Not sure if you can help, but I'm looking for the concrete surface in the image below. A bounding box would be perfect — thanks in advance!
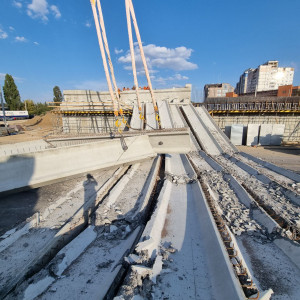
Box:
[182,105,223,156]
[230,124,244,146]
[145,103,159,130]
[130,105,144,130]
[196,106,237,153]
[0,135,156,193]
[238,146,300,174]
[212,114,300,143]
[246,124,260,146]
[63,84,192,106]
[157,100,173,129]
[0,140,50,157]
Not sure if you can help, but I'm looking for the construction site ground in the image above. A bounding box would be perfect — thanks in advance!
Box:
[237,146,300,173]
[1,105,300,300]
[0,113,55,145]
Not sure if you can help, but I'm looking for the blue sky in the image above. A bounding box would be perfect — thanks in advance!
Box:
[0,0,299,103]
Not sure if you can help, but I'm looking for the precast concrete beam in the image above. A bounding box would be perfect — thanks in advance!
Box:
[0,135,156,194]
[130,105,144,130]
[0,130,191,193]
[47,129,192,154]
[147,129,191,154]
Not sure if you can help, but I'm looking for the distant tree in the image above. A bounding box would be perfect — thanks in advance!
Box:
[53,86,63,105]
[24,99,36,115]
[34,102,52,115]
[3,74,22,110]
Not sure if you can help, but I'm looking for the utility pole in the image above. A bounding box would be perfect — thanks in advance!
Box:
[0,84,9,134]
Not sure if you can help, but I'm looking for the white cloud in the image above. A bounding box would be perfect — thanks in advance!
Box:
[85,21,92,28]
[27,0,61,22]
[136,69,158,75]
[0,29,8,39]
[152,73,189,85]
[118,44,198,71]
[115,48,124,55]
[27,0,49,21]
[9,26,15,31]
[33,41,39,45]
[15,36,27,42]
[13,1,22,8]
[50,5,61,19]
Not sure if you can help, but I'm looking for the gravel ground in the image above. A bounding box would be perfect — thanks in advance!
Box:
[238,146,300,173]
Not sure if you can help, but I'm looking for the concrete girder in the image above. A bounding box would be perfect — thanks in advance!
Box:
[0,130,191,194]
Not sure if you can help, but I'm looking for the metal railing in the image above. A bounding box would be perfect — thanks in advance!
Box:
[194,99,300,113]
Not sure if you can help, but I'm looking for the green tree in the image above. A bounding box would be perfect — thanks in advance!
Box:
[34,102,51,115]
[3,74,22,110]
[24,99,36,115]
[53,86,63,105]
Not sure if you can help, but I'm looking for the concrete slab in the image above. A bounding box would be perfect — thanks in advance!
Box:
[157,100,173,129]
[130,105,144,130]
[145,103,158,130]
[270,124,285,146]
[182,105,223,156]
[196,106,238,153]
[225,126,231,139]
[230,124,244,146]
[169,104,186,128]
[246,124,260,146]
[259,124,273,146]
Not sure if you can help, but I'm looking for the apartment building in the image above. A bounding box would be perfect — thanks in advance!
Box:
[236,61,294,94]
[204,83,234,100]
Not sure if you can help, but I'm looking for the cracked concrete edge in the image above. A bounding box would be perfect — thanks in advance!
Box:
[0,213,39,253]
[135,181,172,260]
[0,167,128,299]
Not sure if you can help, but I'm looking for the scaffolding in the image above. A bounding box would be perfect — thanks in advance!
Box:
[49,100,133,136]
[195,99,300,114]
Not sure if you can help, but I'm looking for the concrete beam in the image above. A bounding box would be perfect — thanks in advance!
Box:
[47,129,191,154]
[0,130,191,194]
[147,130,191,154]
[0,135,156,194]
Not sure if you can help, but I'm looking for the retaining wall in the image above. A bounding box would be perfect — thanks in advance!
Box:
[212,114,300,143]
[63,84,192,106]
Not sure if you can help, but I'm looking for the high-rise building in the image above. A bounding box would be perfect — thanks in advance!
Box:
[236,61,294,94]
[204,83,234,100]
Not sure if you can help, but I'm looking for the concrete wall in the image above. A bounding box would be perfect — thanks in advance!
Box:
[212,114,300,143]
[63,84,192,106]
[61,86,191,134]
[62,115,130,134]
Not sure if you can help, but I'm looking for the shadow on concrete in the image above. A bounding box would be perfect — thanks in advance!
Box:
[262,146,300,156]
[83,173,98,225]
[0,155,35,236]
